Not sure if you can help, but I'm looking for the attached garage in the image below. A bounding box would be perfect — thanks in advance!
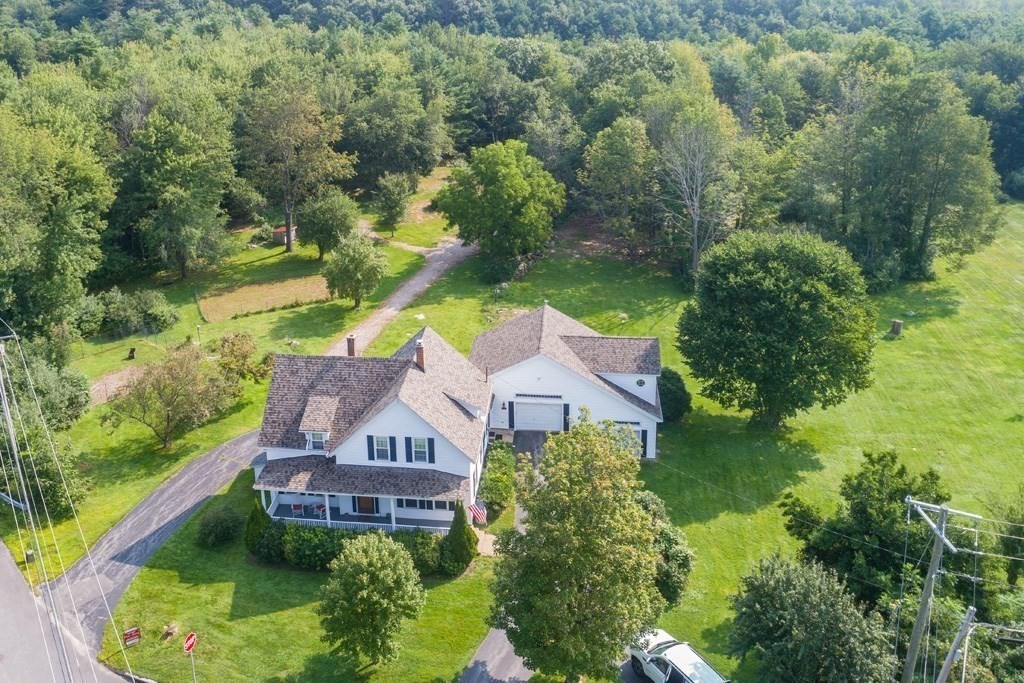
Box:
[510,398,565,432]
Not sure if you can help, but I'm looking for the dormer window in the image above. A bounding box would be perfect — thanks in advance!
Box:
[307,432,327,450]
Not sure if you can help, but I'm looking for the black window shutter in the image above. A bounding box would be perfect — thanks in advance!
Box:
[373,497,380,514]
[351,496,357,512]
[366,435,374,461]
[640,430,648,458]
[405,437,413,462]
[389,436,397,462]
[428,438,435,463]
[563,403,570,431]
[508,401,515,429]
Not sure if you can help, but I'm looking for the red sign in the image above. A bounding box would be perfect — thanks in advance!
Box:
[123,627,141,647]
[183,632,197,653]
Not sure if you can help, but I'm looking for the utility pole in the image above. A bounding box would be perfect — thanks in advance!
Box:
[902,503,949,683]
[936,606,976,683]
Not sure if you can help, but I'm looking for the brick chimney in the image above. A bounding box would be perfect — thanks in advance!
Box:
[415,340,425,370]
[346,334,356,357]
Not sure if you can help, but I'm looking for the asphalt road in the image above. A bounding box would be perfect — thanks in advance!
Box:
[48,429,260,660]
[0,543,122,683]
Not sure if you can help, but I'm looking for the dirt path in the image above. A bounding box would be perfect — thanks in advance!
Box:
[325,235,478,356]
[89,366,142,406]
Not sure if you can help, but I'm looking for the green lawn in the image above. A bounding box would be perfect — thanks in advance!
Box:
[75,237,422,381]
[375,215,451,249]
[2,241,424,579]
[369,166,452,248]
[366,205,1024,679]
[100,470,494,682]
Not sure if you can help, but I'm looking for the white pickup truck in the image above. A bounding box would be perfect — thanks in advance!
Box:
[628,630,730,683]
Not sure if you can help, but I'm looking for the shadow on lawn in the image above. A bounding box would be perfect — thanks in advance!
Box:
[272,649,373,683]
[642,412,822,527]
[872,281,961,334]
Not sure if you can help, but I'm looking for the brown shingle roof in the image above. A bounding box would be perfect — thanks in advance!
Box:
[257,327,491,460]
[469,305,662,419]
[254,455,469,500]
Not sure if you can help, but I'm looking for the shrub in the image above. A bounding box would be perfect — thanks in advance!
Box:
[654,523,694,607]
[479,442,516,517]
[282,524,355,571]
[254,520,287,564]
[439,501,477,576]
[244,497,270,554]
[133,289,179,332]
[196,506,244,548]
[1004,167,1024,200]
[76,294,105,337]
[392,529,442,576]
[251,224,273,245]
[659,367,692,423]
[98,287,142,337]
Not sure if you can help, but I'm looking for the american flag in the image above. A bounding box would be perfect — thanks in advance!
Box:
[468,503,487,524]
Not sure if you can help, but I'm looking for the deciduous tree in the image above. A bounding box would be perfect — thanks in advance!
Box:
[372,173,414,238]
[490,415,663,682]
[435,140,565,282]
[322,234,388,308]
[678,231,876,429]
[103,345,235,448]
[299,188,359,261]
[316,532,426,664]
[729,555,895,683]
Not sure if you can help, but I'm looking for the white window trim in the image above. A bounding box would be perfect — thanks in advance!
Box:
[412,437,428,463]
[306,431,328,450]
[374,435,390,460]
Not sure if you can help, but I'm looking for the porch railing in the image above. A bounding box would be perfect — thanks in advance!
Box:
[271,514,450,536]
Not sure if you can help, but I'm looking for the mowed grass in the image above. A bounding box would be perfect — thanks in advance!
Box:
[367,205,1024,679]
[370,167,453,248]
[73,238,422,381]
[100,470,495,682]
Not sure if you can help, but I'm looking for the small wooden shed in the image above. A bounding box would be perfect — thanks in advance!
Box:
[273,225,297,245]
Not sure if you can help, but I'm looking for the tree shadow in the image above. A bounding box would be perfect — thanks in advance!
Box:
[699,617,760,681]
[641,411,822,527]
[872,281,961,335]
[271,650,369,682]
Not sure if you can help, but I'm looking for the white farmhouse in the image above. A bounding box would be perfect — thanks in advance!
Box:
[470,305,662,458]
[253,327,490,534]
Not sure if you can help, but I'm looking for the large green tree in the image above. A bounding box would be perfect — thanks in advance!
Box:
[490,415,664,682]
[241,82,353,253]
[372,173,414,238]
[298,188,359,261]
[729,555,895,683]
[322,234,388,308]
[435,140,565,282]
[678,231,876,428]
[316,532,426,664]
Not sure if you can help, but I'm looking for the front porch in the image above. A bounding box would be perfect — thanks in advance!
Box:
[263,492,453,535]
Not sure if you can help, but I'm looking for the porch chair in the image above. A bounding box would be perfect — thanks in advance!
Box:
[313,504,327,519]
[291,503,304,517]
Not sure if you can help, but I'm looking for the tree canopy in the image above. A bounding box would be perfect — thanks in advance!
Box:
[678,231,876,428]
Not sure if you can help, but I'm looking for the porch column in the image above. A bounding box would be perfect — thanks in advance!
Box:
[324,493,331,522]
[262,489,269,511]
[389,496,396,531]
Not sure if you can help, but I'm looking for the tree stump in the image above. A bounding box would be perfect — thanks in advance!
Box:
[127,347,136,360]
[889,320,903,337]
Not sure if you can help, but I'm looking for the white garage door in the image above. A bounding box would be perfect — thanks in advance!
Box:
[514,402,563,432]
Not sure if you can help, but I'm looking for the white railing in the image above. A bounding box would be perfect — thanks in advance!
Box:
[272,515,450,536]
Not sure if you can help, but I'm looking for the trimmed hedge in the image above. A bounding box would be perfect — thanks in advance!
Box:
[392,529,442,576]
[479,442,516,517]
[282,524,356,571]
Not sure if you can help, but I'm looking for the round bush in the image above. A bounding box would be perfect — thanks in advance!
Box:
[391,529,442,576]
[196,506,245,548]
[660,367,692,423]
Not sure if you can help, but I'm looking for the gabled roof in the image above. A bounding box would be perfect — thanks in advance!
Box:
[469,305,662,419]
[258,327,491,461]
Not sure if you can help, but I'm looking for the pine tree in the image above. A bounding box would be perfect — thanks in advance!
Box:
[440,500,477,576]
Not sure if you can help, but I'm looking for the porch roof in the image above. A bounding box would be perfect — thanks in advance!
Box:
[254,455,469,500]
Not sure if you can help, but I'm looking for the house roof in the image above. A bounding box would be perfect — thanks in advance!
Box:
[254,455,469,500]
[469,305,662,419]
[258,327,491,460]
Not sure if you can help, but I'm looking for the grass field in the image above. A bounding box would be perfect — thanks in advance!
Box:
[366,204,1024,679]
[100,470,494,682]
[74,235,423,381]
[370,167,452,248]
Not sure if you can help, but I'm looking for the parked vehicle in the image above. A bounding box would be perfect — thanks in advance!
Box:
[629,630,730,683]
